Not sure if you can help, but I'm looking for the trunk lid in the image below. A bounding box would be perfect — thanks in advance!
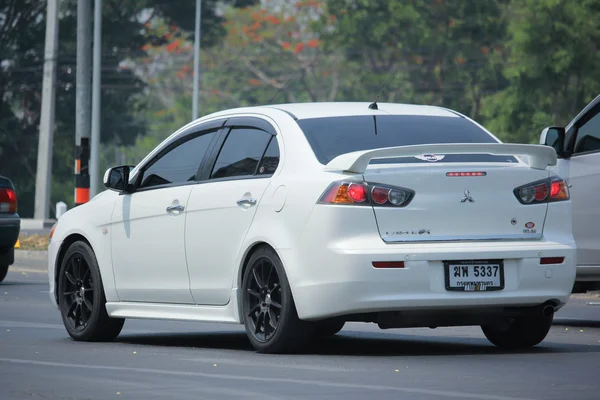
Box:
[364,163,550,242]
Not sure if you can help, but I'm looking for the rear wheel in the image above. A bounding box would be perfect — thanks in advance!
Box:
[0,265,8,283]
[481,314,554,349]
[58,241,124,341]
[242,246,314,353]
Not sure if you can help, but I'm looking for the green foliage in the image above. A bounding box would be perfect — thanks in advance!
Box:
[4,0,600,216]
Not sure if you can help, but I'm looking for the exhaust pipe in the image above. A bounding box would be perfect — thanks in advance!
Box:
[542,305,555,318]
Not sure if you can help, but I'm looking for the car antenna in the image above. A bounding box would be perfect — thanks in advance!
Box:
[369,83,387,135]
[368,83,387,110]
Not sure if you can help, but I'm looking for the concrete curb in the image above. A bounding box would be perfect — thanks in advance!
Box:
[15,249,48,261]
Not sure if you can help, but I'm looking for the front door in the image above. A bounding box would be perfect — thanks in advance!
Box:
[567,109,600,267]
[185,126,280,305]
[111,129,219,303]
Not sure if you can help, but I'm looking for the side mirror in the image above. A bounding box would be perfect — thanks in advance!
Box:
[539,126,565,157]
[103,165,134,192]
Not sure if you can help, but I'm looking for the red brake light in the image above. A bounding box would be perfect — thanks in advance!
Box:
[0,188,17,213]
[347,183,367,203]
[514,176,569,205]
[446,172,487,177]
[318,181,414,207]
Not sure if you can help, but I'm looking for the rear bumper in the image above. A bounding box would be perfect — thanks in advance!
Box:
[287,238,577,321]
[0,215,20,251]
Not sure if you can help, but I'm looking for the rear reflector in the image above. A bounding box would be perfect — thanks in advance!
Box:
[372,261,405,269]
[446,172,487,177]
[540,257,564,265]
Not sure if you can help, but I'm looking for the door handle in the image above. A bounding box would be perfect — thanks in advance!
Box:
[237,198,257,207]
[166,204,185,213]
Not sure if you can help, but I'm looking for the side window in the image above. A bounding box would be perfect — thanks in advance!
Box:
[574,111,600,154]
[139,131,217,189]
[257,137,280,175]
[210,128,272,179]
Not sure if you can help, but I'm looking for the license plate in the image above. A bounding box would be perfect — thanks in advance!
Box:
[444,260,504,291]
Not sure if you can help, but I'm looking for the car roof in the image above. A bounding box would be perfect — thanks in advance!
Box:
[266,102,460,119]
[200,102,461,122]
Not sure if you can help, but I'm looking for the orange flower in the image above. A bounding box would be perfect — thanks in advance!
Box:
[455,56,466,64]
[248,79,262,86]
[286,16,295,22]
[281,41,291,50]
[306,39,319,48]
[230,28,237,35]
[481,46,489,55]
[265,15,281,24]
[211,89,218,95]
[141,43,151,51]
[165,39,181,53]
[294,42,304,54]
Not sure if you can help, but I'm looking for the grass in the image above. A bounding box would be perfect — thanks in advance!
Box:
[17,233,49,251]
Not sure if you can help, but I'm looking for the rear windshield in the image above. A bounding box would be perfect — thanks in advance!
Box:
[295,115,518,165]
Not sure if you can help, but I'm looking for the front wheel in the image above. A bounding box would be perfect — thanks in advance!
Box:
[57,241,124,341]
[481,314,554,349]
[241,246,314,353]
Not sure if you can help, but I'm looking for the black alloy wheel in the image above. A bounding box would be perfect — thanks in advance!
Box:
[242,246,314,353]
[61,253,94,331]
[246,257,282,342]
[58,241,124,341]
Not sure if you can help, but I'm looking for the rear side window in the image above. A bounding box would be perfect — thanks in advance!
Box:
[210,128,273,179]
[296,115,517,165]
[257,137,280,175]
[574,111,600,154]
[139,131,217,189]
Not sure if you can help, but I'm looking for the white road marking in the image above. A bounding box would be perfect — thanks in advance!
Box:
[0,357,539,400]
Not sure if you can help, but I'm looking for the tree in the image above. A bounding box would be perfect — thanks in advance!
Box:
[481,0,600,143]
[323,0,509,120]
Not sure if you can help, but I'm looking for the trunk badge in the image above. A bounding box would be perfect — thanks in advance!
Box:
[415,154,445,162]
[460,189,475,203]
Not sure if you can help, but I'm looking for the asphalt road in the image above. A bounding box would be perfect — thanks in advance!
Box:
[1,257,599,400]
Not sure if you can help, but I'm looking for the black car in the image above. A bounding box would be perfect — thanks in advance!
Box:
[0,176,20,282]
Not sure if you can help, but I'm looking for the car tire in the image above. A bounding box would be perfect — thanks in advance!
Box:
[57,241,124,342]
[0,265,8,283]
[314,319,345,337]
[481,314,554,349]
[241,246,314,354]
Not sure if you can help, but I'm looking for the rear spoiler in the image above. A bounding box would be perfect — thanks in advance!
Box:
[324,143,557,173]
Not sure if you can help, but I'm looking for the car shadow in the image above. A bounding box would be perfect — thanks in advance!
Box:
[553,318,600,328]
[115,327,600,357]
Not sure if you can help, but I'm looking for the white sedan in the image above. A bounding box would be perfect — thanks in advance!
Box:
[47,102,576,353]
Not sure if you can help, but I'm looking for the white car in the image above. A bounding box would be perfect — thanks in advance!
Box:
[540,94,600,293]
[48,102,576,353]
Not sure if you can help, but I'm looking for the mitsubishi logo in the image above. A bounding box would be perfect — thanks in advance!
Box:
[460,189,474,203]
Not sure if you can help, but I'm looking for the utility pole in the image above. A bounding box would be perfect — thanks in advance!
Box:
[34,0,59,220]
[75,0,92,206]
[90,0,102,197]
[192,0,201,120]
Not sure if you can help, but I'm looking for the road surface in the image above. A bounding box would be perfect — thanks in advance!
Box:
[1,257,599,400]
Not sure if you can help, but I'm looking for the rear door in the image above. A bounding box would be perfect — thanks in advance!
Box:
[185,119,280,305]
[565,107,600,266]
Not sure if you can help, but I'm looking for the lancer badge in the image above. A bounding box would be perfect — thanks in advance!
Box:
[460,189,474,203]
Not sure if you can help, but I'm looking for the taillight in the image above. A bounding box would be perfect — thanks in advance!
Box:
[318,181,414,207]
[514,176,569,204]
[0,188,17,213]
